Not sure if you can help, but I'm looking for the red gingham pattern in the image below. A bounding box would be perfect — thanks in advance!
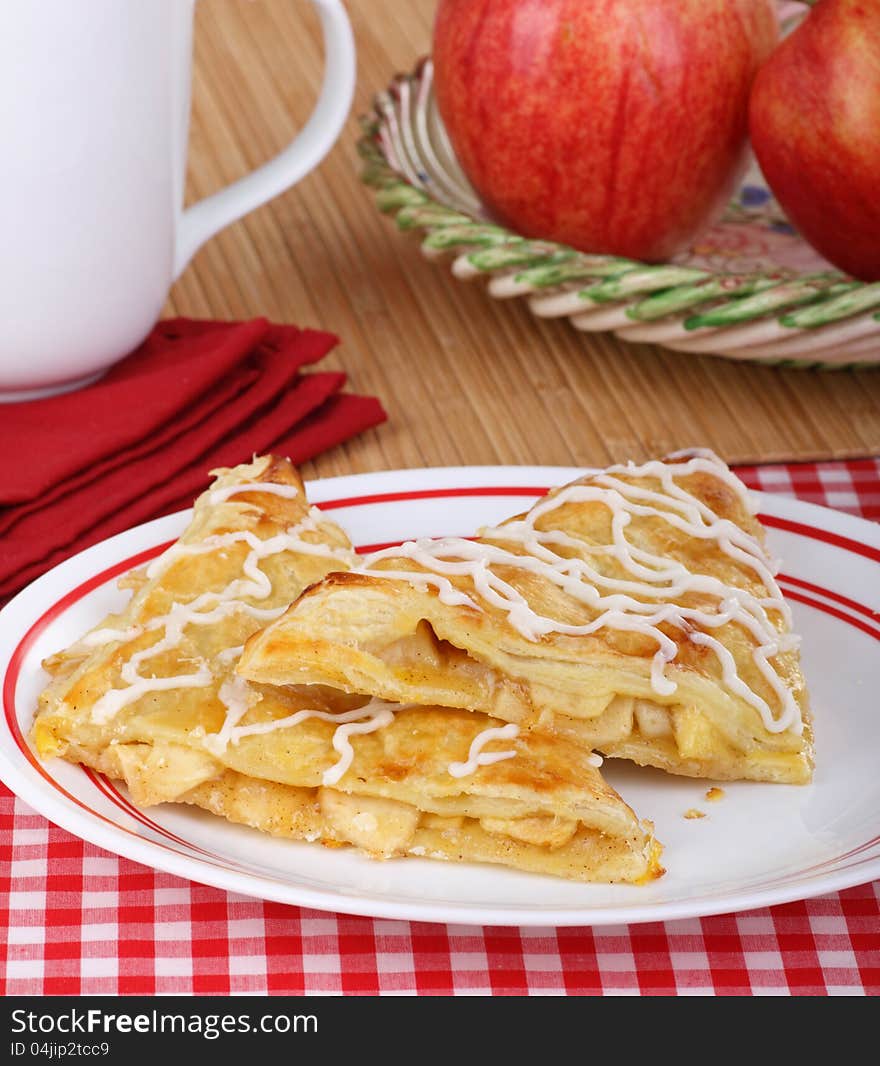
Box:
[2,459,879,997]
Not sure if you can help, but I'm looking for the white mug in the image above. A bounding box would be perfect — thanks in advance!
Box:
[0,0,355,401]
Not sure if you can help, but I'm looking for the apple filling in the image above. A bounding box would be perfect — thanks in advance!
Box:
[319,788,582,858]
[365,618,802,769]
[66,733,604,859]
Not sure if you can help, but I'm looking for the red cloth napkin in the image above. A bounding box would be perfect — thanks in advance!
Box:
[0,318,386,599]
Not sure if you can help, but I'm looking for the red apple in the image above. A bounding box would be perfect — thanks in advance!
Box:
[749,0,880,281]
[432,0,777,262]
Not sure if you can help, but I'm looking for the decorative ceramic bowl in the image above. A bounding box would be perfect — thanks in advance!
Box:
[358,59,880,368]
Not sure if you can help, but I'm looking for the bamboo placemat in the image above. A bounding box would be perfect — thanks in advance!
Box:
[166,0,880,475]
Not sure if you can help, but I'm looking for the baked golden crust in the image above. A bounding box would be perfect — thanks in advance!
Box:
[32,455,661,884]
[48,702,660,880]
[182,770,662,884]
[239,454,813,784]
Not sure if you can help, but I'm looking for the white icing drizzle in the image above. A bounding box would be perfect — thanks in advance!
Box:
[356,453,803,735]
[208,480,302,506]
[146,515,353,583]
[324,703,397,786]
[350,568,479,610]
[448,723,520,778]
[88,482,350,727]
[664,447,761,515]
[203,675,254,756]
[81,626,144,648]
[214,697,397,786]
[216,644,246,663]
[91,664,214,725]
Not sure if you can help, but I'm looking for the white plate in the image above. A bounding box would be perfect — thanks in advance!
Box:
[1,466,879,926]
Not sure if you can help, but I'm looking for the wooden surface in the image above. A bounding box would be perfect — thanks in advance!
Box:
[166,0,880,477]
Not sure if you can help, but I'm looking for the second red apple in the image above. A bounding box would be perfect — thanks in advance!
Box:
[432,0,777,262]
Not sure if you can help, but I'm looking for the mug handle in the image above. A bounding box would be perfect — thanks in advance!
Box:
[174,0,356,278]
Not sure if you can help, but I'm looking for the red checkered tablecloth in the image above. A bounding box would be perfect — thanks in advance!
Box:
[2,459,879,996]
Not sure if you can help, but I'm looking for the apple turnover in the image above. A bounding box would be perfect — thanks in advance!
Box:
[33,455,661,884]
[240,450,812,784]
